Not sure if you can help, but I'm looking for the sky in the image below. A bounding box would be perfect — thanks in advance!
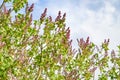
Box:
[28,0,120,50]
[1,0,120,50]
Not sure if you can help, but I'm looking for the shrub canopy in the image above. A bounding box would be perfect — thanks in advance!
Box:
[0,0,120,80]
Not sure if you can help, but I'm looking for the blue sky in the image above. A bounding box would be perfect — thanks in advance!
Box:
[28,0,120,49]
[1,0,120,49]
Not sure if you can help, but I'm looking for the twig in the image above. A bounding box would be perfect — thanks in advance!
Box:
[0,0,5,10]
[36,68,41,80]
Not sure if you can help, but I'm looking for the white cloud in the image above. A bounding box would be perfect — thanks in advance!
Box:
[79,1,120,49]
[28,0,39,4]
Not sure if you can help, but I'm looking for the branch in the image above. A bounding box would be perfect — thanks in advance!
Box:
[0,0,5,10]
[35,68,41,80]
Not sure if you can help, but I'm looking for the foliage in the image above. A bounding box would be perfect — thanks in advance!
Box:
[0,0,120,80]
